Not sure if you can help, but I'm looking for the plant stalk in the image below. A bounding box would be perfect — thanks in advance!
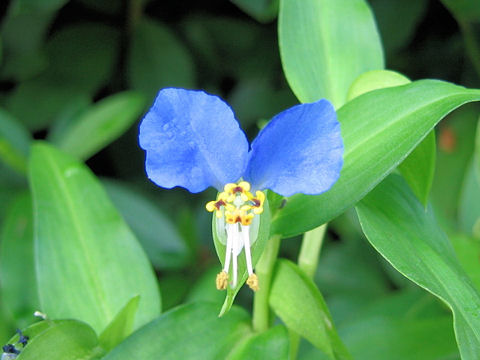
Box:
[252,234,282,333]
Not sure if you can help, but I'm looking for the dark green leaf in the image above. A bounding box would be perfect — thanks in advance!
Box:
[228,325,289,360]
[128,18,195,100]
[279,0,383,107]
[0,193,38,328]
[369,0,428,54]
[341,316,458,360]
[230,0,279,23]
[102,179,190,270]
[270,259,351,360]
[55,92,146,160]
[0,109,31,174]
[103,303,251,360]
[29,143,161,334]
[272,80,480,238]
[356,174,480,359]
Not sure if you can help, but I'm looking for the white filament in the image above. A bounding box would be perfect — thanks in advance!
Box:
[223,223,253,288]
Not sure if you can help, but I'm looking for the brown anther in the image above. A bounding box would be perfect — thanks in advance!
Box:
[214,200,226,209]
[216,271,229,290]
[246,273,259,291]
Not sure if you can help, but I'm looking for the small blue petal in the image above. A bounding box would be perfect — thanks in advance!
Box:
[244,99,343,197]
[139,88,249,192]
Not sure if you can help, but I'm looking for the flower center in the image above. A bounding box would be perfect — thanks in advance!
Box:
[206,181,265,291]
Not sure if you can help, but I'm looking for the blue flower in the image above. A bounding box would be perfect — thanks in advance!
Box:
[139,88,343,290]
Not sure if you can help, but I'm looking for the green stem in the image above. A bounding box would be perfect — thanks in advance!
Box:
[252,234,281,333]
[290,224,327,359]
[298,224,327,277]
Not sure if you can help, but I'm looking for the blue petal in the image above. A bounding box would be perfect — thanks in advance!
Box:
[244,99,343,197]
[139,88,249,192]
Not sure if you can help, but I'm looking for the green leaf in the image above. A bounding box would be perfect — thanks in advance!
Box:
[54,92,146,160]
[0,193,39,328]
[102,179,190,270]
[459,159,480,238]
[44,23,120,94]
[228,325,289,360]
[341,316,458,360]
[279,0,383,108]
[347,70,436,205]
[0,109,31,175]
[398,131,436,206]
[213,198,271,316]
[99,296,140,352]
[128,18,195,100]
[230,0,279,23]
[269,259,351,360]
[441,0,480,23]
[271,80,480,238]
[103,303,251,360]
[348,69,436,206]
[29,142,161,334]
[431,105,479,227]
[356,174,480,359]
[17,320,101,360]
[369,0,428,55]
[450,235,480,292]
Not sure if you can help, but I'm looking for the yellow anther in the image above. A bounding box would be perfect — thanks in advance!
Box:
[206,192,229,217]
[246,273,259,291]
[216,271,229,290]
[241,213,254,226]
[251,191,265,215]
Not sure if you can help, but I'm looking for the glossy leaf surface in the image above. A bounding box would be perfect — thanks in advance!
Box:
[279,0,383,107]
[29,143,161,334]
[356,175,480,359]
[271,80,480,238]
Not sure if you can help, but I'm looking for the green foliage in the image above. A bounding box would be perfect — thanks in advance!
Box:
[357,175,480,359]
[29,143,161,334]
[1,1,480,359]
[272,80,480,238]
[279,0,384,108]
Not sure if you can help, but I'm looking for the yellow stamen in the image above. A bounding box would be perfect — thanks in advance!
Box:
[216,271,229,290]
[246,273,259,291]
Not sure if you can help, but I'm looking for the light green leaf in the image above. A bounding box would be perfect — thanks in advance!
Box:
[356,174,480,359]
[103,303,251,360]
[99,296,140,352]
[0,193,38,328]
[228,325,289,360]
[0,109,31,174]
[450,235,480,292]
[398,131,436,206]
[102,179,190,270]
[213,198,271,316]
[459,159,480,238]
[269,259,351,360]
[348,69,436,206]
[16,320,102,360]
[271,80,480,238]
[55,92,146,160]
[279,0,383,107]
[29,142,161,334]
[128,18,195,100]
